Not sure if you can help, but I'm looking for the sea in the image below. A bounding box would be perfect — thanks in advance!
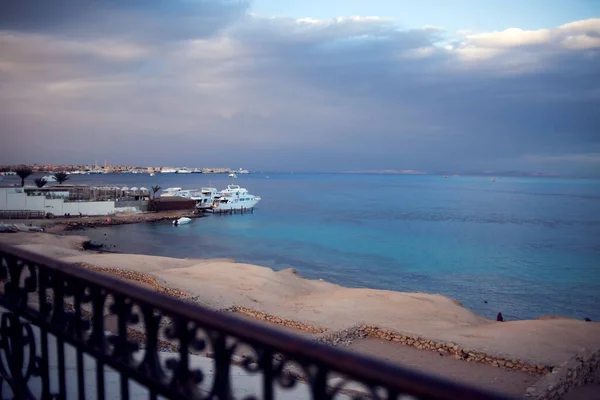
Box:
[15,172,600,321]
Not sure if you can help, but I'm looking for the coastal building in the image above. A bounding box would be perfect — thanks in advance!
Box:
[0,184,148,217]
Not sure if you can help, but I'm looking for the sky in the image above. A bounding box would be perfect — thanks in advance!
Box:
[1,1,599,176]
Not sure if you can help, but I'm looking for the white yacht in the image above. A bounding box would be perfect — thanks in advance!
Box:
[160,187,219,209]
[161,168,177,174]
[177,168,192,174]
[228,173,238,179]
[42,175,57,182]
[210,184,260,212]
[194,187,219,209]
[160,187,183,197]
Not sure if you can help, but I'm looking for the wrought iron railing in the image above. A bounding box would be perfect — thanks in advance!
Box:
[0,243,515,400]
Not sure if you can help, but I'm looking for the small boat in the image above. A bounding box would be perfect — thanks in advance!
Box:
[228,173,238,179]
[150,172,155,177]
[42,175,57,182]
[173,217,191,226]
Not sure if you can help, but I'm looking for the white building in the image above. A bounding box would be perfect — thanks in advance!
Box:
[0,185,116,216]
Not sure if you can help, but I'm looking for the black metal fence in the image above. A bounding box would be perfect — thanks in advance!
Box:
[0,243,515,400]
[0,210,46,220]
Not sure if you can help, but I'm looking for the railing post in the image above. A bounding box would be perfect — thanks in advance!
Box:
[1,313,27,399]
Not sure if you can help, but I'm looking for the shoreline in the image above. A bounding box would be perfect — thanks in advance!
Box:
[61,261,550,376]
[70,218,592,324]
[49,210,204,232]
[2,226,600,396]
[9,212,594,321]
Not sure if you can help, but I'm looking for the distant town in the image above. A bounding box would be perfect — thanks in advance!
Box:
[0,162,249,175]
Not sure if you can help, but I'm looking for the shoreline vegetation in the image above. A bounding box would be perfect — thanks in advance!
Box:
[2,212,600,395]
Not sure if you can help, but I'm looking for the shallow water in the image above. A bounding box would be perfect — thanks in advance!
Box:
[53,172,600,321]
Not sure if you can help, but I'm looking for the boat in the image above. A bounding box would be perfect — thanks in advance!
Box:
[160,187,219,209]
[177,169,192,174]
[149,172,155,177]
[42,175,57,182]
[209,184,261,212]
[161,168,177,174]
[228,173,237,179]
[160,187,183,197]
[194,187,219,209]
[173,217,191,226]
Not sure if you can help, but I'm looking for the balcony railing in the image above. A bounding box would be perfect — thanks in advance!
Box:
[0,243,515,400]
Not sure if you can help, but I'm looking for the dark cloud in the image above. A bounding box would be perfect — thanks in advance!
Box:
[0,6,599,175]
[0,0,248,41]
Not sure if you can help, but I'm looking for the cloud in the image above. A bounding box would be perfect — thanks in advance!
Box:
[524,153,600,164]
[0,0,247,41]
[452,18,600,65]
[0,3,599,175]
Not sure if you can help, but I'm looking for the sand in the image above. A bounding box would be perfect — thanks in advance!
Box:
[2,231,600,396]
[347,338,538,397]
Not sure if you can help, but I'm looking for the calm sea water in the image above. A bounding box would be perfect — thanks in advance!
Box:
[27,172,599,321]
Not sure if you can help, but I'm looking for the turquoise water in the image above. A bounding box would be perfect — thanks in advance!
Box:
[58,173,599,321]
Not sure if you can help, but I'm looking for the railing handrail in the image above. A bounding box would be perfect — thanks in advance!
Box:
[0,242,516,400]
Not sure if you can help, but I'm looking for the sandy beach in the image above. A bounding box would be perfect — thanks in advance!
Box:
[1,229,599,396]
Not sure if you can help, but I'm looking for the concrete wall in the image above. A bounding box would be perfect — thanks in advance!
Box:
[63,201,115,216]
[115,200,149,212]
[0,187,116,216]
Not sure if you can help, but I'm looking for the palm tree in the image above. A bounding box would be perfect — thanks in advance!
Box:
[53,172,69,184]
[34,178,47,188]
[151,185,161,200]
[15,167,33,187]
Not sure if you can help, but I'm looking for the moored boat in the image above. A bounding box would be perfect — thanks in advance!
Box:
[173,217,191,226]
[209,184,260,212]
[160,187,183,197]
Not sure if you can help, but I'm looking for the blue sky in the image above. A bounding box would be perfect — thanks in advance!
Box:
[1,1,599,176]
[253,0,600,32]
